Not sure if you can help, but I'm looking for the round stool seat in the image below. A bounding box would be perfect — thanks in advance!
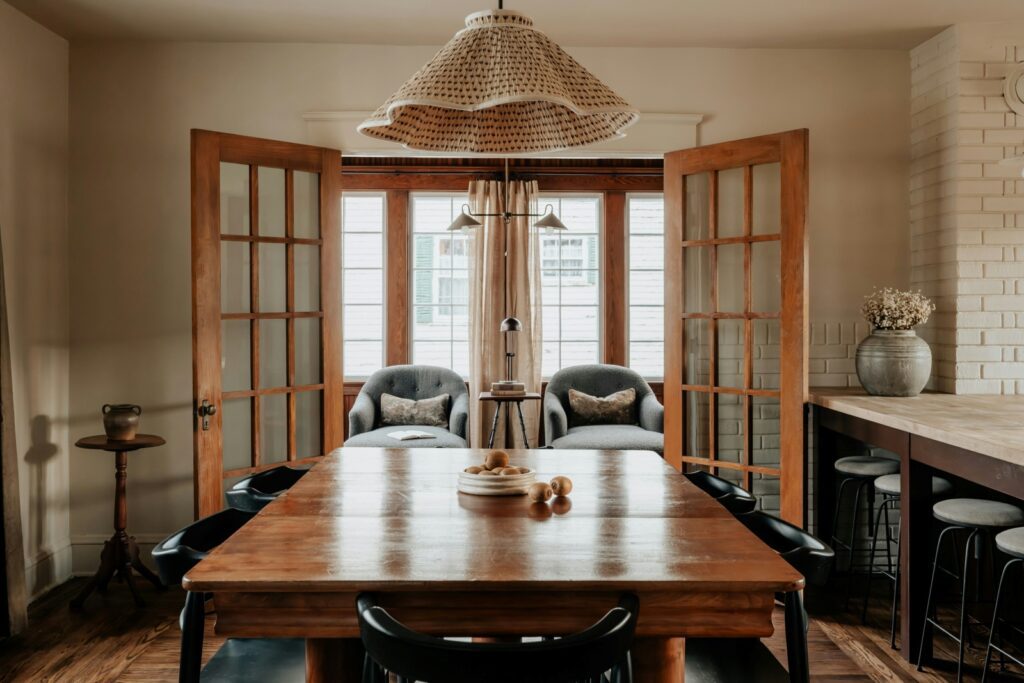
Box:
[995,527,1024,559]
[933,498,1024,528]
[874,473,952,497]
[834,456,900,477]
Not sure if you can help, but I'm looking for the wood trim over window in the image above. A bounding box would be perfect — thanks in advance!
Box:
[385,190,410,365]
[603,191,626,366]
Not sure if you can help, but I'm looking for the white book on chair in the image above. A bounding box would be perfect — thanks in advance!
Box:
[386,430,435,441]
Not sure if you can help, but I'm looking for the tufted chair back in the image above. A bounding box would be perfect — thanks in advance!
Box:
[360,365,467,426]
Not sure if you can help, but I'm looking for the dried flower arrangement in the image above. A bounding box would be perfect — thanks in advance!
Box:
[861,288,935,330]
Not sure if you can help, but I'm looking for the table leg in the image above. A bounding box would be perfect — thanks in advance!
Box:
[515,401,529,449]
[487,403,501,448]
[902,454,932,662]
[631,637,684,682]
[813,407,838,542]
[306,638,363,683]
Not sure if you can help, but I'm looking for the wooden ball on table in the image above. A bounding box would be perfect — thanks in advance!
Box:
[550,475,573,497]
[528,482,553,503]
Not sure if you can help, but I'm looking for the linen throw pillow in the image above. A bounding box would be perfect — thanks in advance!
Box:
[380,393,450,428]
[567,387,637,427]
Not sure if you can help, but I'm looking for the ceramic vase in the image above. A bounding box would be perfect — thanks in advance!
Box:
[855,329,931,397]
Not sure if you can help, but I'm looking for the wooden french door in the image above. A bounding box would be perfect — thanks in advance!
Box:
[664,130,808,524]
[191,130,343,517]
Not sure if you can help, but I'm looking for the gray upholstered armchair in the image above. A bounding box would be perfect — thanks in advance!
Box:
[544,364,664,454]
[345,365,469,448]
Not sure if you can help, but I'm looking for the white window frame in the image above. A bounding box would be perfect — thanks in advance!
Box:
[538,192,604,379]
[625,192,665,380]
[409,191,471,377]
[341,191,387,380]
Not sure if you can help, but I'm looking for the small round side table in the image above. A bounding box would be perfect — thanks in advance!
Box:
[70,434,167,609]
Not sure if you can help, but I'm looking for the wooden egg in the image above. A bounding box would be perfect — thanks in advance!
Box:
[478,470,498,476]
[528,482,553,503]
[484,450,510,471]
[464,466,484,474]
[499,467,521,476]
[550,475,573,497]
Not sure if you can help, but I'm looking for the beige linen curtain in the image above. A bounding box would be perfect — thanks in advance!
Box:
[467,180,542,448]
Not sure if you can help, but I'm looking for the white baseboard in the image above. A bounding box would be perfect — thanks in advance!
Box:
[70,533,164,576]
[26,543,73,601]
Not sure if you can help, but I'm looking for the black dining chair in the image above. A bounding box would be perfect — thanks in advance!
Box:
[357,592,639,683]
[685,510,835,683]
[225,464,310,512]
[152,507,306,683]
[684,470,758,514]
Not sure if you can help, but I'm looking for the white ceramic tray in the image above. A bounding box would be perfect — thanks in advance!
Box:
[457,467,537,496]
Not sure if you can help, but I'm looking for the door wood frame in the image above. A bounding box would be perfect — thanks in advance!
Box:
[191,130,343,517]
[664,129,808,524]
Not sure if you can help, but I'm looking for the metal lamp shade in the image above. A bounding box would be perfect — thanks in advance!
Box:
[500,316,522,333]
[533,209,568,231]
[358,10,639,155]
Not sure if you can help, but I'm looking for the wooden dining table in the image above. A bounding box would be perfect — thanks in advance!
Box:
[184,448,804,681]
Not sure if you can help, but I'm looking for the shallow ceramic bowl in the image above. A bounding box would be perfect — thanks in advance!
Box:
[457,467,536,496]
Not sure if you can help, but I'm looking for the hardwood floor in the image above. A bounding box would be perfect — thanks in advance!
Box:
[0,577,1022,681]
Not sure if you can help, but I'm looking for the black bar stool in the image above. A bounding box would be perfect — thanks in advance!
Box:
[357,592,638,683]
[862,472,952,648]
[917,498,1024,682]
[982,527,1024,682]
[829,451,899,605]
[225,464,309,512]
[684,470,757,514]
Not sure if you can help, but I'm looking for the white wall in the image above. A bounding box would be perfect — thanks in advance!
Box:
[67,41,910,567]
[0,2,71,596]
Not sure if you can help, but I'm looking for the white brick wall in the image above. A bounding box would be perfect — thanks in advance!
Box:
[911,27,1024,394]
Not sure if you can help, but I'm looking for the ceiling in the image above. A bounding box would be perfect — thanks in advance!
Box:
[9,0,1024,49]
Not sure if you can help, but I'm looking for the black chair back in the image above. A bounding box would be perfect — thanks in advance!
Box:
[736,510,835,587]
[357,593,639,683]
[226,465,309,512]
[685,470,758,514]
[152,507,254,586]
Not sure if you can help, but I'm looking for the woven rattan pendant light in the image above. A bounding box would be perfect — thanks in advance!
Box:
[358,5,639,154]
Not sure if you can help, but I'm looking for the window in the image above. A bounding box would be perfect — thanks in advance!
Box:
[540,195,602,378]
[627,194,665,378]
[411,193,470,377]
[342,193,385,378]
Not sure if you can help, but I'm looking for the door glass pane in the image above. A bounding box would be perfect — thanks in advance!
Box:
[716,244,744,312]
[717,167,744,239]
[222,398,252,471]
[683,246,711,313]
[752,240,781,312]
[684,391,710,459]
[220,241,250,313]
[717,319,744,389]
[752,396,781,467]
[295,244,320,312]
[294,171,320,239]
[221,320,251,391]
[259,319,287,389]
[716,393,743,463]
[684,173,710,241]
[220,163,250,235]
[295,391,322,459]
[258,167,285,237]
[752,163,781,235]
[260,392,288,465]
[684,319,709,386]
[753,320,780,390]
[258,243,286,312]
[295,317,321,386]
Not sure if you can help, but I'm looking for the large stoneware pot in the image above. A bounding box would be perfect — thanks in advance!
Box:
[855,329,931,397]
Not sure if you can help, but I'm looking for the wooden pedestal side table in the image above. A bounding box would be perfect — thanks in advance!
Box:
[478,392,542,449]
[70,434,167,609]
